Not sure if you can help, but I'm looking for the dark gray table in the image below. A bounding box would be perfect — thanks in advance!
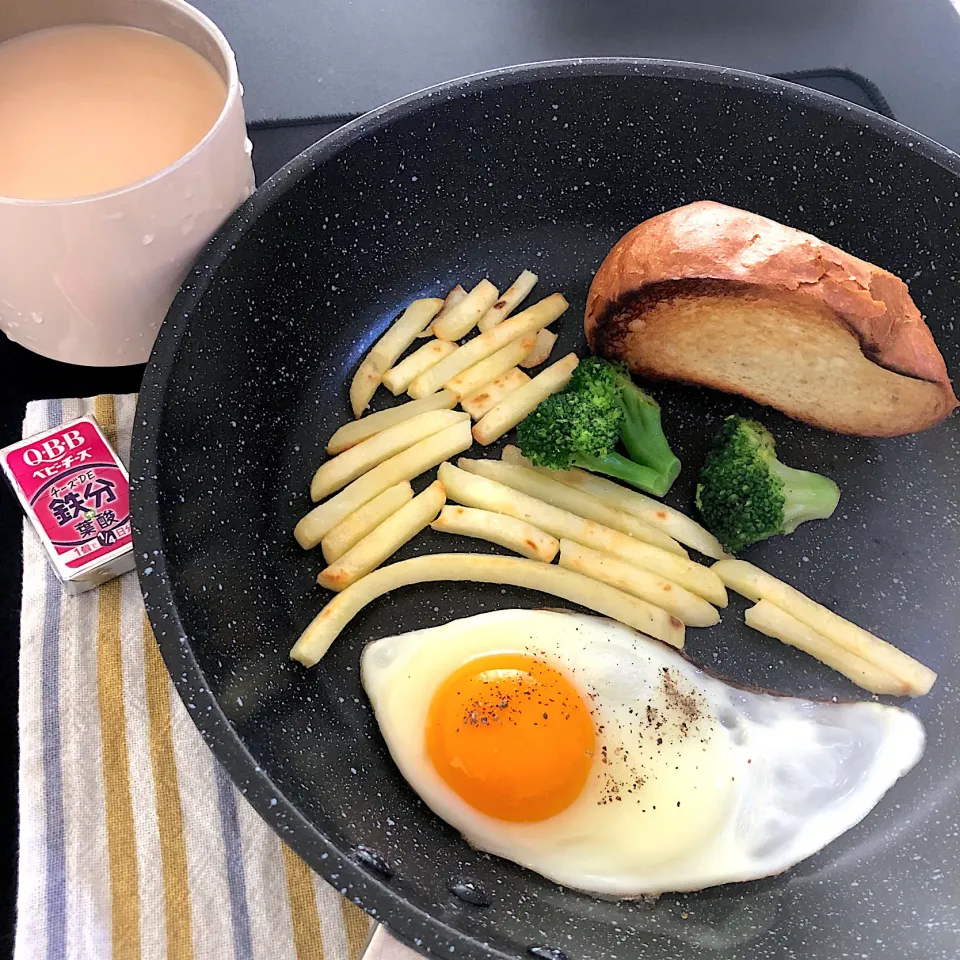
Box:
[194,0,960,152]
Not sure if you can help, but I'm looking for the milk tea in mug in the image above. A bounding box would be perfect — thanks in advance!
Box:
[0,0,255,366]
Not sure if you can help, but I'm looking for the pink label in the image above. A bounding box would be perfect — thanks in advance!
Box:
[3,419,131,569]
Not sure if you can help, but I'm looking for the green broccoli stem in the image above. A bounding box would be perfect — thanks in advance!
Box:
[770,461,841,533]
[617,384,681,494]
[573,451,674,498]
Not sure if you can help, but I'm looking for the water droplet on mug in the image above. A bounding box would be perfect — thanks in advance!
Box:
[31,312,44,324]
[104,210,124,221]
[142,234,155,246]
[244,138,253,156]
[184,188,194,200]
[181,222,194,236]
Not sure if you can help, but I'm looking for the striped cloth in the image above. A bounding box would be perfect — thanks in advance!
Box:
[17,394,372,960]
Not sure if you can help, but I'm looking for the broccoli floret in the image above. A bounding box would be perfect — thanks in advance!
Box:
[516,357,681,497]
[611,368,681,493]
[567,355,623,418]
[514,390,616,467]
[695,416,840,554]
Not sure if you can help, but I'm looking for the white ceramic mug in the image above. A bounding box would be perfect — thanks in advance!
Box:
[0,0,255,367]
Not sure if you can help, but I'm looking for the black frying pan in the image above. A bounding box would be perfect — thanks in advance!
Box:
[131,60,960,960]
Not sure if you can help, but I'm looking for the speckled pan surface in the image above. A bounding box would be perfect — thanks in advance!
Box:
[131,60,960,960]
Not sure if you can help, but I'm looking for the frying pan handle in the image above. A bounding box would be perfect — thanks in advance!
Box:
[361,923,425,960]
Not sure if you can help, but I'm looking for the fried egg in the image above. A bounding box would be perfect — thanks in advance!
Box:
[360,609,925,896]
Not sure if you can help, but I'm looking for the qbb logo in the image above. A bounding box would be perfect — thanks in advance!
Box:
[21,429,85,466]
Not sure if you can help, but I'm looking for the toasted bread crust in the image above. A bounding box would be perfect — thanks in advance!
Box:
[585,202,957,434]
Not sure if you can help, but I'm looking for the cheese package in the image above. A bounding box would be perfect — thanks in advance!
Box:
[2,415,135,593]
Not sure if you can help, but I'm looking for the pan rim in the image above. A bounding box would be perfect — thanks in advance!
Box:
[130,57,960,960]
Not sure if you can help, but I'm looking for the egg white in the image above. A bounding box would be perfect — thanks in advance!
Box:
[361,609,925,896]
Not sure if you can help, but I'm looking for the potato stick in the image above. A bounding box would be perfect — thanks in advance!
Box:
[407,293,568,399]
[519,328,558,368]
[501,445,727,559]
[460,368,530,420]
[311,409,468,501]
[745,600,908,696]
[296,421,472,547]
[318,481,446,591]
[431,505,559,562]
[327,391,457,454]
[713,560,936,696]
[419,285,467,337]
[472,353,579,446]
[446,334,537,398]
[321,482,414,563]
[438,462,726,605]
[477,270,539,332]
[431,279,500,341]
[382,340,458,395]
[350,297,443,416]
[291,553,684,666]
[558,540,719,628]
[439,284,467,314]
[499,445,525,466]
[457,458,687,557]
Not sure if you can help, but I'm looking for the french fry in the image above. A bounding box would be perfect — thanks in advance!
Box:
[477,270,539,332]
[327,391,457,454]
[419,285,466,337]
[431,505,559,562]
[291,553,684,666]
[431,279,500,340]
[407,293,568,400]
[457,458,687,556]
[745,600,908,696]
[558,540,719,627]
[438,462,726,605]
[472,353,579,446]
[311,410,468,501]
[349,297,443,416]
[295,420,472,547]
[519,328,557,368]
[321,482,413,563]
[446,334,537,398]
[382,340,458,395]
[713,559,936,696]
[318,481,446,591]
[501,445,727,559]
[460,368,530,420]
[439,284,467,312]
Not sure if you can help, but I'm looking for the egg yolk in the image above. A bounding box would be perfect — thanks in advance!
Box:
[425,653,595,822]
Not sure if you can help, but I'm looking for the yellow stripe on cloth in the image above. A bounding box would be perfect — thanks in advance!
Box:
[341,898,370,959]
[94,394,141,959]
[282,842,325,960]
[97,574,142,960]
[94,393,119,448]
[143,614,194,960]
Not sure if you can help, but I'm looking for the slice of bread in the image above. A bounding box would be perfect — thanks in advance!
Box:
[585,202,957,436]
